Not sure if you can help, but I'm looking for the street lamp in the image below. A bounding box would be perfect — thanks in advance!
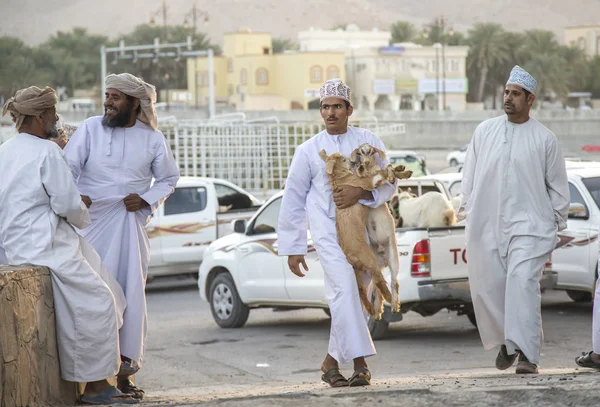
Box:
[150,0,168,35]
[423,16,453,110]
[183,1,209,33]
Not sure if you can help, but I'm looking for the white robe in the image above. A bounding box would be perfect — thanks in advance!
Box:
[460,116,569,364]
[64,116,180,368]
[0,133,126,382]
[278,127,396,364]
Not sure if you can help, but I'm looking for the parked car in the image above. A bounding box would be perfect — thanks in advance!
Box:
[387,150,430,178]
[446,144,469,167]
[551,165,600,302]
[146,177,263,279]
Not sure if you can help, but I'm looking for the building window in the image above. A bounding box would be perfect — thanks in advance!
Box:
[256,68,269,85]
[326,65,339,80]
[227,58,233,73]
[240,69,248,85]
[263,47,270,55]
[451,60,459,72]
[310,66,323,83]
[228,84,234,96]
[578,37,586,50]
[202,71,209,87]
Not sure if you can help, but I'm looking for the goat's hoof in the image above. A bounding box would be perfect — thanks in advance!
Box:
[372,313,383,321]
[392,304,401,313]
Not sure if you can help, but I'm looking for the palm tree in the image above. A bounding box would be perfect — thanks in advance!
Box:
[466,23,510,103]
[390,21,417,44]
[524,53,569,107]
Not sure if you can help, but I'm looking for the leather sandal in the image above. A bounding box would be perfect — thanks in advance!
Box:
[575,351,600,369]
[348,367,371,387]
[321,368,349,387]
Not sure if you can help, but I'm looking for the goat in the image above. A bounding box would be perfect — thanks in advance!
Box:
[318,149,395,317]
[391,190,457,228]
[349,143,412,318]
[218,193,253,212]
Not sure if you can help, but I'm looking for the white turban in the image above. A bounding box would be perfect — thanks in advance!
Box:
[105,73,158,129]
[320,78,352,106]
[1,86,57,131]
[506,65,537,95]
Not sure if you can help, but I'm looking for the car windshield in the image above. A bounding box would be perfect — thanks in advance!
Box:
[581,177,600,210]
[389,155,427,177]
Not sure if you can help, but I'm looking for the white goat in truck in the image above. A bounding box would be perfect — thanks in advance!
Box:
[390,190,457,228]
[349,144,413,318]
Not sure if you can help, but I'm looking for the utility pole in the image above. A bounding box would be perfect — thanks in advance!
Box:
[441,16,447,111]
[100,38,215,118]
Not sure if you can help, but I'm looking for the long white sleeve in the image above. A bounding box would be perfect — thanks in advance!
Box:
[459,125,480,220]
[545,136,570,231]
[277,146,311,256]
[41,147,91,229]
[140,134,180,216]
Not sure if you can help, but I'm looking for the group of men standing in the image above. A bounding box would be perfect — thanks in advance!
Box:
[0,73,180,404]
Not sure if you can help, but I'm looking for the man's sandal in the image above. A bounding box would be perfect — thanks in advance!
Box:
[80,386,139,405]
[118,379,145,400]
[321,368,349,387]
[575,351,600,369]
[348,367,371,387]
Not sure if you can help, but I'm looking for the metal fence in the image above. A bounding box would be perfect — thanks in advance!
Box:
[162,118,405,197]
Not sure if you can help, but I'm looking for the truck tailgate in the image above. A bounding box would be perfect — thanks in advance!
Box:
[428,227,468,280]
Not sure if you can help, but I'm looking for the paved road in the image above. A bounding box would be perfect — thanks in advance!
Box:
[136,281,597,405]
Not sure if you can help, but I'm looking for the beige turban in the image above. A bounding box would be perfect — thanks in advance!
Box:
[105,73,158,130]
[1,86,58,131]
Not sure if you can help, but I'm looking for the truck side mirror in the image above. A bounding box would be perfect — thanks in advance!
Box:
[233,219,247,233]
[568,203,588,219]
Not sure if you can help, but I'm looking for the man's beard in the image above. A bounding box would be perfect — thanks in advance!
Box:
[44,121,60,139]
[102,102,134,128]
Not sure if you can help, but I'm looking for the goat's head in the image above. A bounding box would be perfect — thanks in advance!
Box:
[319,149,351,175]
[387,195,404,227]
[350,143,386,171]
[397,189,417,201]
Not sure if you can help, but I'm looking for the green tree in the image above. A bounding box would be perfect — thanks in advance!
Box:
[523,53,570,106]
[390,21,417,44]
[0,37,52,98]
[43,28,109,93]
[466,23,510,103]
[109,24,219,99]
[272,38,298,54]
[585,56,600,98]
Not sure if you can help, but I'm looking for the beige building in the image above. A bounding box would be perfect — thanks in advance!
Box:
[564,25,600,57]
[296,26,470,111]
[299,24,390,53]
[187,29,345,110]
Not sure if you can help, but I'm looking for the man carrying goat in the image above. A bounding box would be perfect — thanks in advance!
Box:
[278,78,396,387]
[460,66,570,374]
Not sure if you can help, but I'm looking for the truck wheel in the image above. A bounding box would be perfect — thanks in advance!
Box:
[466,311,478,328]
[209,273,249,328]
[368,317,389,340]
[450,159,458,167]
[566,290,593,303]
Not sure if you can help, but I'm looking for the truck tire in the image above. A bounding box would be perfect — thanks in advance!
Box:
[566,290,593,303]
[368,317,389,340]
[466,311,478,328]
[450,159,458,167]
[209,273,249,328]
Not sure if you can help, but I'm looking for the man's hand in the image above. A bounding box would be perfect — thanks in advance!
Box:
[332,186,372,209]
[124,194,150,212]
[288,255,308,277]
[81,195,92,208]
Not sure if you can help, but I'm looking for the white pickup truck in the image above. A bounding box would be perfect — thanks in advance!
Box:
[146,177,263,279]
[551,164,600,302]
[198,179,472,339]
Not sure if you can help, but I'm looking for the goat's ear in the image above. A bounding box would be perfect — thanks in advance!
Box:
[325,159,335,174]
[373,147,386,160]
[349,147,360,164]
[319,149,328,162]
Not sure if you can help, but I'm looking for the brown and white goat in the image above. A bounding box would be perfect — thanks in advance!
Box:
[318,150,395,317]
[349,143,412,318]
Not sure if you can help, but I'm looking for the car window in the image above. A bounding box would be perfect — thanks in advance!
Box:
[448,181,462,197]
[578,179,600,210]
[389,156,426,177]
[214,183,239,198]
[459,144,469,152]
[251,197,282,235]
[164,187,207,215]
